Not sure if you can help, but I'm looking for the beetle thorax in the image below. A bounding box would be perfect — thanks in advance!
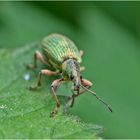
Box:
[62,59,80,81]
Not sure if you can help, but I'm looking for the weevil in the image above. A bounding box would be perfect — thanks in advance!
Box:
[27,33,112,117]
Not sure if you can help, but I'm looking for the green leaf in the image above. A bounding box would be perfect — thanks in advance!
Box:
[0,43,102,139]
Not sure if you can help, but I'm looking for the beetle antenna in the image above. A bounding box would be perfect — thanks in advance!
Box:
[80,85,113,112]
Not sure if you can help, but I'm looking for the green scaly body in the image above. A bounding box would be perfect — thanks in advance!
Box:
[41,33,82,71]
[27,33,113,114]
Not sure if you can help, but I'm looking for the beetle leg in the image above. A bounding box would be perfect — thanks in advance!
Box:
[68,89,77,108]
[80,66,85,72]
[50,78,63,117]
[29,69,59,90]
[26,51,50,69]
[68,79,93,106]
[80,50,84,57]
[81,79,93,88]
[78,79,93,96]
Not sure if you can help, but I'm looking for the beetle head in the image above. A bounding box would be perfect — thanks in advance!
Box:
[62,59,81,91]
[70,69,81,91]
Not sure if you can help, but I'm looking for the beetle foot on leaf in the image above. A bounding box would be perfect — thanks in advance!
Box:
[26,64,37,70]
[66,96,75,108]
[49,105,58,117]
[50,110,57,117]
[70,97,75,108]
[28,85,38,90]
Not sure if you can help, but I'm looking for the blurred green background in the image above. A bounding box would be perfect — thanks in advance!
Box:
[0,1,140,138]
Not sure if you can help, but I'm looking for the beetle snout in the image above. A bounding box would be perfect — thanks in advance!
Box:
[73,83,80,91]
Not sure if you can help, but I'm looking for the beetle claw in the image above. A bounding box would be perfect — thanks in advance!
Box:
[50,110,57,117]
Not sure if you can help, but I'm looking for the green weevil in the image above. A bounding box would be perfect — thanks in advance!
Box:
[27,33,112,117]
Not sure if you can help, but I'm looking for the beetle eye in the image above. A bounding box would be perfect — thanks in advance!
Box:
[70,75,74,80]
